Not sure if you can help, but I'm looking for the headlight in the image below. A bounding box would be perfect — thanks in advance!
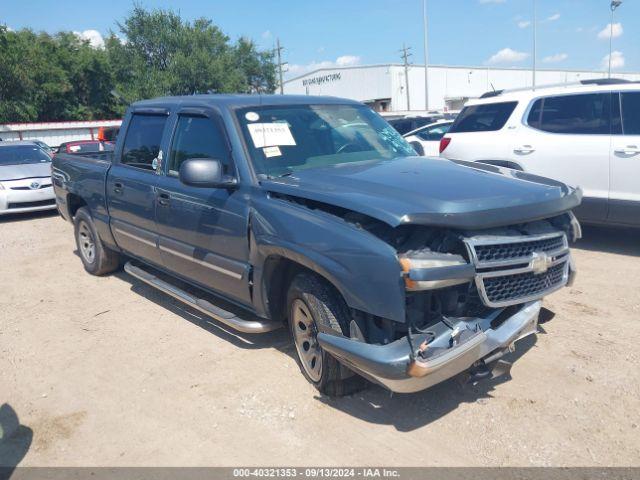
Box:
[568,211,582,241]
[399,253,474,291]
[0,182,5,190]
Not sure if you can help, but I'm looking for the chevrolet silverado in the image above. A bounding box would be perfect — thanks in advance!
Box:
[52,95,582,396]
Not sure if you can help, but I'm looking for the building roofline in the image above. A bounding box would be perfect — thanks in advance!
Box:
[284,63,640,84]
[284,64,398,83]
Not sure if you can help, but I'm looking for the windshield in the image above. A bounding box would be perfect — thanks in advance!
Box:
[236,104,415,177]
[0,145,51,165]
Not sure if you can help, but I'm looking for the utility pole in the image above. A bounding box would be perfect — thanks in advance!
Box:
[423,0,429,111]
[400,44,413,111]
[275,38,287,94]
[609,1,623,78]
[532,0,537,89]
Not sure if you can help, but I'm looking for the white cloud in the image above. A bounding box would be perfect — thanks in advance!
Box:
[287,55,361,77]
[517,20,531,28]
[576,27,584,33]
[336,55,361,67]
[546,13,560,22]
[602,51,625,70]
[74,29,105,49]
[486,47,529,65]
[261,30,272,40]
[543,53,568,63]
[479,0,506,4]
[598,22,623,40]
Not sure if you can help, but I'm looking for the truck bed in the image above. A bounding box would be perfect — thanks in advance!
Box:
[52,152,113,230]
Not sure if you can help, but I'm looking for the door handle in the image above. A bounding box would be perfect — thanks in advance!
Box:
[614,145,640,155]
[514,145,535,154]
[113,182,123,194]
[157,192,170,206]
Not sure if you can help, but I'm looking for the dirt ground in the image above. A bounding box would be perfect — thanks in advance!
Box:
[1,210,639,467]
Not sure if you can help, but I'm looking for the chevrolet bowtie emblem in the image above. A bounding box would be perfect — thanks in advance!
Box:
[531,251,553,274]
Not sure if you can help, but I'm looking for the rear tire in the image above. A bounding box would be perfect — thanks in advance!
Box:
[287,272,367,397]
[74,207,120,276]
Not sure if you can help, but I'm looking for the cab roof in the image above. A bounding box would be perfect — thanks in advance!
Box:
[132,94,362,110]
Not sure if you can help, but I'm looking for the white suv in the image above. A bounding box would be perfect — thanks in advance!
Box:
[440,79,640,227]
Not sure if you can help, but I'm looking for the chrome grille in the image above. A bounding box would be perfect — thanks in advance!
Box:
[473,235,565,264]
[464,232,571,308]
[482,262,567,304]
[10,183,52,191]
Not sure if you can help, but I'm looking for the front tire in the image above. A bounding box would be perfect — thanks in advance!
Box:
[74,207,120,276]
[287,272,367,396]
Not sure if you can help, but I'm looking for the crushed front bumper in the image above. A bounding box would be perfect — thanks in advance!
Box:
[318,300,541,393]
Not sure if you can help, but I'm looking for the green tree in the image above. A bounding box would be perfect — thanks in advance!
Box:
[0,27,118,122]
[109,6,277,100]
[0,6,276,123]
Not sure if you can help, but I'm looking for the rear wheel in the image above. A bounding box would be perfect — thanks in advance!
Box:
[287,272,367,396]
[74,207,121,275]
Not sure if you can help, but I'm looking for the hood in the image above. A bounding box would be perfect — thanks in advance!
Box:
[0,162,52,182]
[261,157,582,230]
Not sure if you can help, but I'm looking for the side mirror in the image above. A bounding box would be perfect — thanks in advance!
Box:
[409,141,425,156]
[178,158,237,188]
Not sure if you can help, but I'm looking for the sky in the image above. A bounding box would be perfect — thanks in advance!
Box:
[1,0,637,78]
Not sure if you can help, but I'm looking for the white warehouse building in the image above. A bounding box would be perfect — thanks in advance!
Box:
[283,64,640,112]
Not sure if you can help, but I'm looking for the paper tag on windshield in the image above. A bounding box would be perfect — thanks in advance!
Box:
[263,146,282,158]
[247,123,296,148]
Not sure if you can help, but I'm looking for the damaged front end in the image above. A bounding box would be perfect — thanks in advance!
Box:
[319,300,541,393]
[317,212,580,393]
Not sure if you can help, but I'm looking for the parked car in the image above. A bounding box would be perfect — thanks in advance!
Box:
[53,95,581,396]
[0,141,56,215]
[403,119,453,156]
[387,115,444,135]
[32,140,54,156]
[440,79,640,227]
[56,140,115,155]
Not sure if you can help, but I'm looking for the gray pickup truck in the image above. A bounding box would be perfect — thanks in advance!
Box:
[52,95,582,396]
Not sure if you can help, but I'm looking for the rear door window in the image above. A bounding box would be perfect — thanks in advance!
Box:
[449,102,517,133]
[527,93,611,135]
[121,114,168,170]
[620,92,640,135]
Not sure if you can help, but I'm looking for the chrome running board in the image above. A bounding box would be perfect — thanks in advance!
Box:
[124,261,282,334]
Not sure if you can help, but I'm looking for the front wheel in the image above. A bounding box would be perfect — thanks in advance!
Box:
[287,272,367,396]
[74,207,121,276]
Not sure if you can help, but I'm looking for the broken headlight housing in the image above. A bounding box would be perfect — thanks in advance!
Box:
[399,252,474,291]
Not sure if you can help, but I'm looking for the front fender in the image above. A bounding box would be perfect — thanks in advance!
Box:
[249,195,407,323]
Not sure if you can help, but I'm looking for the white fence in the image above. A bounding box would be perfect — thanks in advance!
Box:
[0,119,122,147]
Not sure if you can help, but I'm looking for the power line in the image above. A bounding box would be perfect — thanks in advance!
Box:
[275,38,287,95]
[399,44,413,111]
[532,0,536,90]
[423,0,429,111]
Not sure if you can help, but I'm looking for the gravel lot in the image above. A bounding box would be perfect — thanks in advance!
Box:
[1,211,639,467]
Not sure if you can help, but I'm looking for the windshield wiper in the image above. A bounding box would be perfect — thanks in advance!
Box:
[259,172,293,180]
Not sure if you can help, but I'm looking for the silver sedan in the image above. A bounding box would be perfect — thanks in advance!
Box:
[0,142,56,215]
